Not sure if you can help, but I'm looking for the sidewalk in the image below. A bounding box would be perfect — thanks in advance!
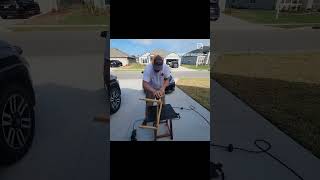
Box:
[211,80,320,180]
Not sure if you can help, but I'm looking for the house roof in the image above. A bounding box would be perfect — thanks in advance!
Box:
[151,49,171,58]
[110,48,130,58]
[182,46,210,56]
[188,46,210,54]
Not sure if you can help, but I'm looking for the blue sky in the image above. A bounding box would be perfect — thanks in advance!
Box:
[111,39,210,56]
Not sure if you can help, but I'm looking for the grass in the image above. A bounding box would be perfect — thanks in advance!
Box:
[113,63,145,71]
[212,52,320,158]
[225,8,320,25]
[9,26,107,32]
[11,5,109,31]
[182,65,210,71]
[176,78,210,110]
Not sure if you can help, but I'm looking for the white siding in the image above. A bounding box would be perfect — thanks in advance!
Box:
[35,0,58,13]
[181,56,198,65]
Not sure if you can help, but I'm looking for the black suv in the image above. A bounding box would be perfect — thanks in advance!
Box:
[0,0,40,19]
[210,0,220,21]
[100,31,121,114]
[0,40,35,165]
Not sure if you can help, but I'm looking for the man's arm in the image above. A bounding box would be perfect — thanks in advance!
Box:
[143,80,156,94]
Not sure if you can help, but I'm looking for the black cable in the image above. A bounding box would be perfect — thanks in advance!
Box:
[211,140,304,180]
[172,105,210,125]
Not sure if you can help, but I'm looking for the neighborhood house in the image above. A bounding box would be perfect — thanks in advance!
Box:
[181,46,210,66]
[110,48,135,66]
[138,49,181,67]
[225,0,320,11]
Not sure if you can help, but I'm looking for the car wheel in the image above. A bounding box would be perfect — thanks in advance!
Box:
[110,84,121,114]
[0,84,35,165]
[1,15,8,19]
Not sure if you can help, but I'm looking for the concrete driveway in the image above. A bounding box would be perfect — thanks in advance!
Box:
[211,13,277,30]
[211,80,320,179]
[110,79,210,141]
[0,32,108,180]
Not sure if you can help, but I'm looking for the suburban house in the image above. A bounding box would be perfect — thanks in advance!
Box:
[110,48,135,66]
[279,0,320,11]
[35,0,59,13]
[151,49,171,59]
[138,50,181,66]
[181,46,210,66]
[227,0,320,11]
[227,0,277,10]
[82,0,109,8]
[138,52,151,64]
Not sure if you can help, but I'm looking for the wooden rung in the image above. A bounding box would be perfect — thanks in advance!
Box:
[139,125,158,130]
[139,98,162,104]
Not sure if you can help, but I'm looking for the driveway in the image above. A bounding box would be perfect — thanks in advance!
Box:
[110,79,210,141]
[211,80,320,179]
[0,34,108,180]
[211,13,277,30]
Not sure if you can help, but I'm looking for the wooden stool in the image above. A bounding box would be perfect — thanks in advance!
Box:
[139,98,179,141]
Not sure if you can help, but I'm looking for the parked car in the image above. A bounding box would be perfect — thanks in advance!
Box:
[0,40,36,165]
[0,0,40,19]
[166,60,179,68]
[210,0,220,21]
[171,61,179,68]
[101,31,121,114]
[110,60,123,67]
[141,70,175,94]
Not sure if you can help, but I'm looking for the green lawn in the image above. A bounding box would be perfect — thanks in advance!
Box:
[10,26,107,32]
[182,65,210,71]
[176,78,210,110]
[113,63,146,71]
[212,52,320,158]
[225,8,320,25]
[14,5,109,30]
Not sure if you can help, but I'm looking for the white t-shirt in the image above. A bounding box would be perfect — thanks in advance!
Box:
[143,63,171,90]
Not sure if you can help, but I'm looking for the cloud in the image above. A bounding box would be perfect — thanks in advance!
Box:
[131,39,153,45]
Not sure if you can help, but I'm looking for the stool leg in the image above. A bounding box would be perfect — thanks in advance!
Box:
[153,122,157,141]
[169,119,173,140]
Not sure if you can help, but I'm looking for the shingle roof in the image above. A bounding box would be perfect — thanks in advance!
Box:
[188,46,210,54]
[151,49,171,58]
[110,48,129,58]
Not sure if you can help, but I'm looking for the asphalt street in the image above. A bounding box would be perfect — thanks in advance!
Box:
[0,32,108,180]
[211,14,320,53]
[0,31,105,57]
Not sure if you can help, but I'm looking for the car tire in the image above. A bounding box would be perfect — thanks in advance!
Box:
[0,84,35,165]
[1,15,8,19]
[110,84,121,114]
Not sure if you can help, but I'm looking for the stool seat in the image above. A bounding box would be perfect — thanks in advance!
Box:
[145,104,180,123]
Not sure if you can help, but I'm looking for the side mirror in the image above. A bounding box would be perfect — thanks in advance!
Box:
[100,31,107,38]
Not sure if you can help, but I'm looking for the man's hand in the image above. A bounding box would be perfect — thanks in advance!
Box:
[153,90,161,99]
